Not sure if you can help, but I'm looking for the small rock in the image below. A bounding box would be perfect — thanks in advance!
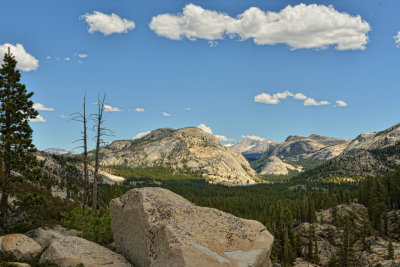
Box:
[39,236,132,267]
[0,234,42,262]
[25,228,64,248]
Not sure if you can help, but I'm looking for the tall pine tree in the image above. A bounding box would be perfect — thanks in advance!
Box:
[0,48,38,215]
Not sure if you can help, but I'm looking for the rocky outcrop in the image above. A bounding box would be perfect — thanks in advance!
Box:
[100,127,259,185]
[344,123,400,152]
[0,234,42,262]
[259,156,302,176]
[110,187,274,267]
[355,236,400,266]
[295,203,400,266]
[39,236,132,267]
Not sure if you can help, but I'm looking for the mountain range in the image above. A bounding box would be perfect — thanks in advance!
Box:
[44,122,400,184]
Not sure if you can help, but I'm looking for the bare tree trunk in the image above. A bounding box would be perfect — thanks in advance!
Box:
[0,115,11,215]
[71,94,90,212]
[82,96,89,212]
[92,94,105,212]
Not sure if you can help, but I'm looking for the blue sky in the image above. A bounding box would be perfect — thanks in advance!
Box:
[1,0,400,150]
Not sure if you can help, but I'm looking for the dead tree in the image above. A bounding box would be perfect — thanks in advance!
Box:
[71,94,89,211]
[92,94,113,212]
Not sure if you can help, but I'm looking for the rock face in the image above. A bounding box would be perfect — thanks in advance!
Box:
[110,187,274,267]
[100,127,259,185]
[250,134,350,176]
[0,234,42,261]
[259,156,302,175]
[39,236,132,267]
[265,134,350,160]
[228,136,277,161]
[300,123,400,179]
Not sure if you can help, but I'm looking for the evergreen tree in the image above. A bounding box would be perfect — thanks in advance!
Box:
[307,225,314,261]
[337,218,354,267]
[308,199,317,223]
[388,238,394,260]
[0,48,38,215]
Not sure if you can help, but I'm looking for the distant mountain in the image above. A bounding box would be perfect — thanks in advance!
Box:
[297,123,400,179]
[43,148,76,156]
[266,134,350,160]
[98,127,260,185]
[259,156,303,176]
[228,136,277,161]
[247,134,351,176]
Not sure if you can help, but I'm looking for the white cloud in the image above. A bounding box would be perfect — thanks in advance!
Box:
[215,135,228,142]
[150,4,370,50]
[294,93,307,100]
[33,103,54,111]
[81,11,135,36]
[0,43,39,71]
[304,98,330,106]
[30,115,46,123]
[103,104,121,112]
[150,4,234,41]
[273,90,293,99]
[135,107,145,112]
[197,124,234,142]
[215,135,235,142]
[162,112,171,117]
[64,57,71,61]
[133,131,150,140]
[208,40,219,47]
[46,56,51,60]
[77,53,88,59]
[59,113,68,119]
[395,32,400,48]
[254,93,280,104]
[197,124,213,134]
[186,107,191,111]
[335,100,348,107]
[242,135,265,141]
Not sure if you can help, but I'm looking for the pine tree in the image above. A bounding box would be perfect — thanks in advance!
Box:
[0,48,38,215]
[388,238,394,260]
[307,225,314,261]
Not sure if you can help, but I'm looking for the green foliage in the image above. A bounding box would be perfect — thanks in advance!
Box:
[0,48,38,213]
[107,165,203,182]
[388,238,394,260]
[0,250,61,267]
[358,168,400,232]
[61,207,113,246]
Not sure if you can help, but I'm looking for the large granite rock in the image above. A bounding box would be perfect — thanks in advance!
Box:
[39,236,132,267]
[110,187,274,267]
[0,233,42,261]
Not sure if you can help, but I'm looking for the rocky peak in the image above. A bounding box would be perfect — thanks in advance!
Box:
[285,135,305,142]
[100,127,258,185]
